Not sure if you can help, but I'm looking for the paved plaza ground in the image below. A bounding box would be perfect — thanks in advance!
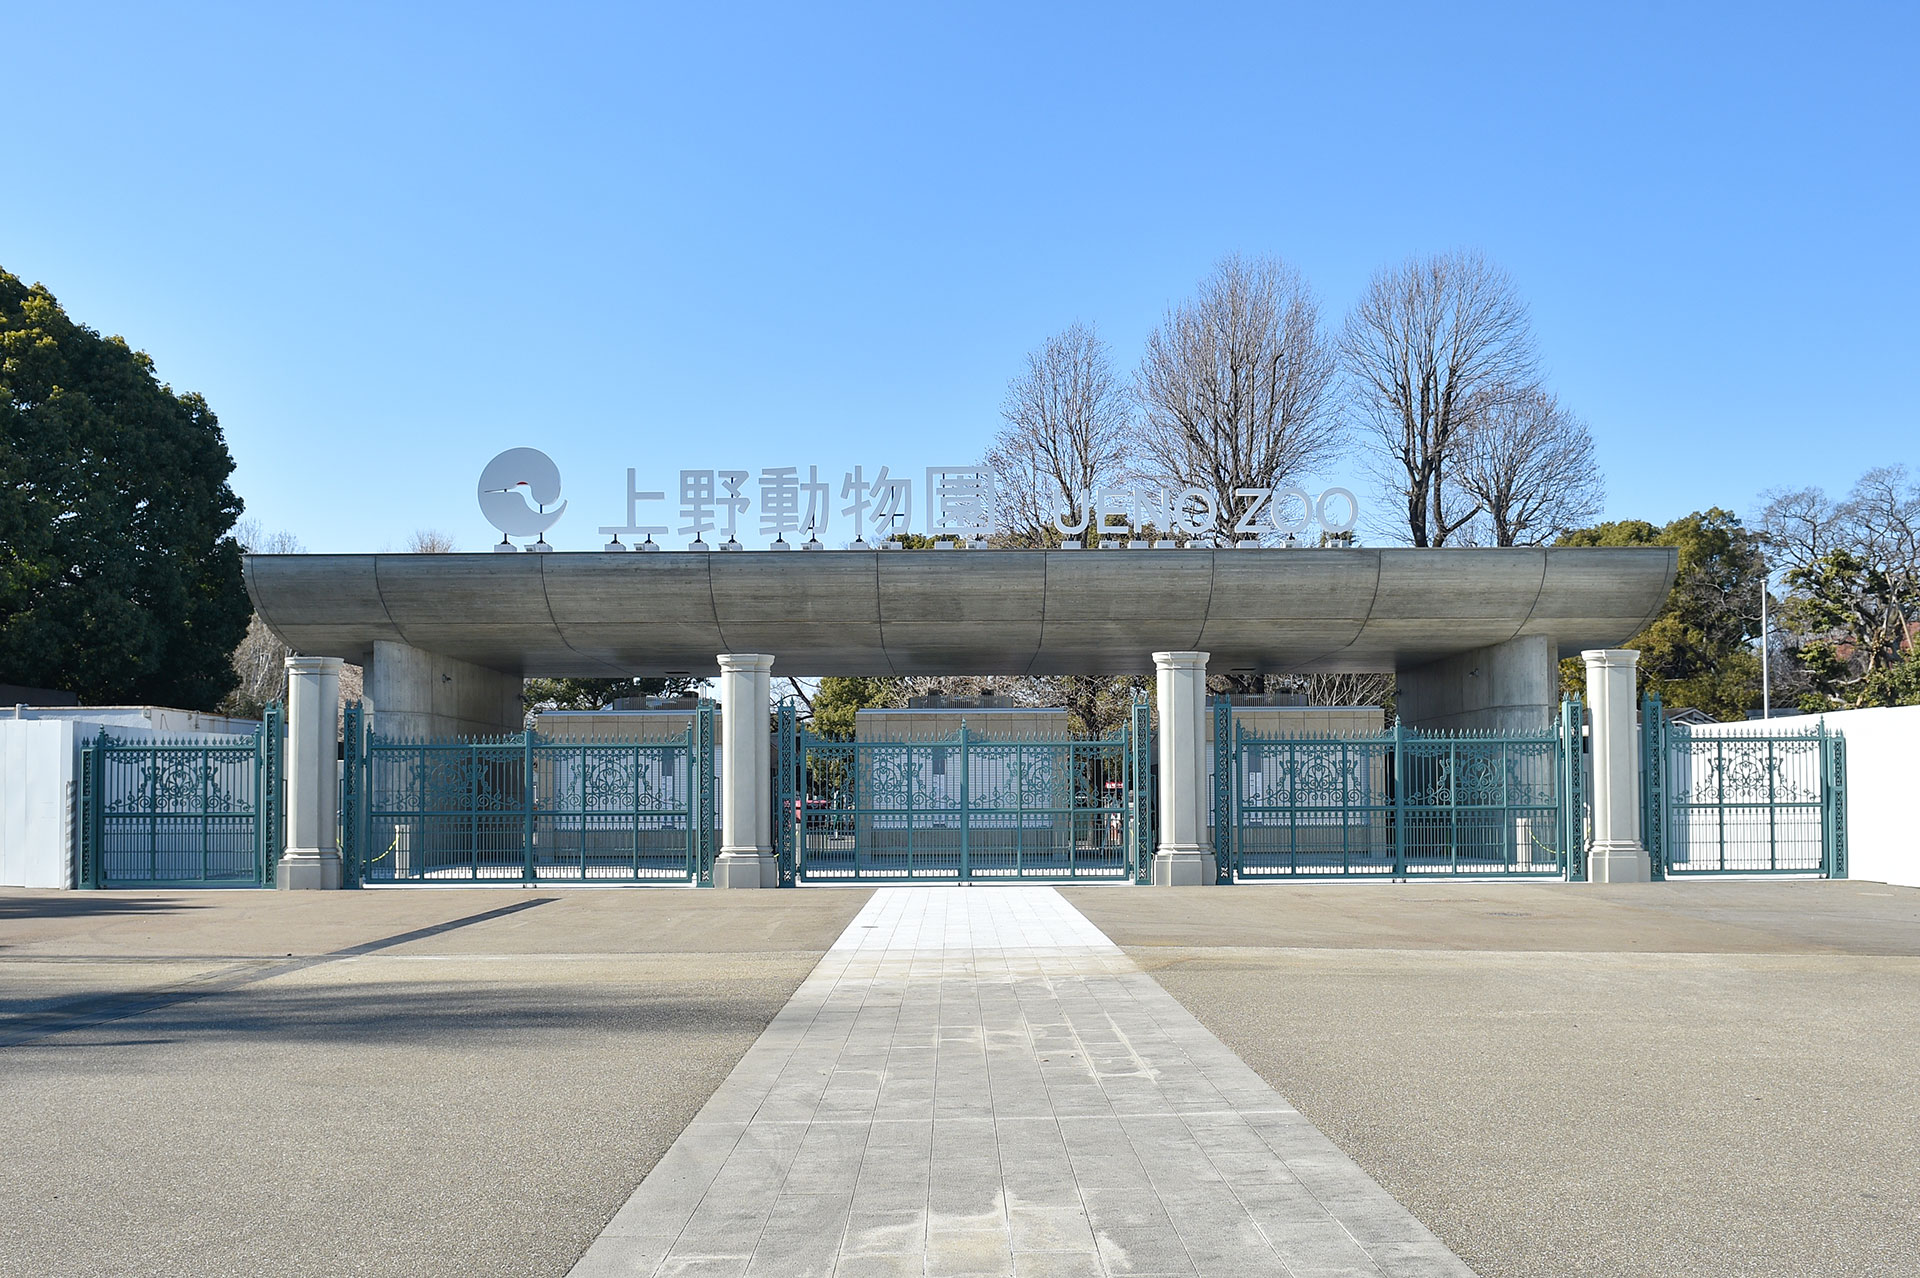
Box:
[1,880,1915,1277]
[0,890,869,1278]
[1066,881,1920,1278]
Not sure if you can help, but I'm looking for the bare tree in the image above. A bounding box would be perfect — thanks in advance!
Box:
[222,522,364,721]
[219,523,304,718]
[1305,672,1395,711]
[407,529,456,553]
[1762,469,1920,608]
[1762,466,1920,705]
[233,520,301,557]
[986,323,1133,546]
[1755,485,1838,572]
[893,674,1146,738]
[1453,386,1603,546]
[1343,251,1539,546]
[1845,466,1920,611]
[1135,255,1341,542]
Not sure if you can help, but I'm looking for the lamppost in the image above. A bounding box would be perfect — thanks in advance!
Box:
[1755,533,1774,720]
[1761,561,1771,719]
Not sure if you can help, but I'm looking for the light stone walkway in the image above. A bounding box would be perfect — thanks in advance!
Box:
[571,887,1474,1277]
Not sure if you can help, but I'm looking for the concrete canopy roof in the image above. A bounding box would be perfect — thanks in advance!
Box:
[244,547,1677,678]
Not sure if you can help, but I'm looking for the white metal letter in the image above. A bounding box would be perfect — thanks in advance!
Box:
[759,466,801,541]
[1317,487,1359,534]
[1135,487,1176,537]
[926,466,994,542]
[800,465,830,535]
[869,466,912,539]
[1053,489,1091,536]
[841,466,873,535]
[1267,486,1313,536]
[1096,487,1134,540]
[716,470,750,541]
[598,467,668,539]
[1232,488,1272,537]
[1173,487,1215,537]
[678,470,717,538]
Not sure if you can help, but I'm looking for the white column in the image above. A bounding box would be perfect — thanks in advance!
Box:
[279,655,343,890]
[1151,651,1214,886]
[714,653,777,888]
[1583,648,1650,883]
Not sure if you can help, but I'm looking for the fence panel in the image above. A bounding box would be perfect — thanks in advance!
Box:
[1234,731,1400,877]
[1562,696,1589,882]
[784,715,1141,882]
[347,701,713,885]
[1646,701,1840,875]
[80,706,281,888]
[1400,730,1565,876]
[1225,711,1578,880]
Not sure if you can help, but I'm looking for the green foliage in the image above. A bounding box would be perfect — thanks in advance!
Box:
[0,270,251,709]
[1052,674,1148,738]
[809,676,903,739]
[523,675,704,712]
[1556,509,1764,720]
[1854,649,1920,707]
[1783,549,1918,707]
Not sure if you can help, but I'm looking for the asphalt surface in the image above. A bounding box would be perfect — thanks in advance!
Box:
[1066,880,1920,1278]
[7,881,1917,1278]
[0,887,873,1278]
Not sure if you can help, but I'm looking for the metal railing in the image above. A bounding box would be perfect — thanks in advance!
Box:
[776,698,1150,882]
[1214,700,1583,880]
[78,704,282,887]
[1641,695,1845,877]
[341,700,717,885]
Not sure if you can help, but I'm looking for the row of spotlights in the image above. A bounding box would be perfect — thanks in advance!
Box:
[496,533,1336,553]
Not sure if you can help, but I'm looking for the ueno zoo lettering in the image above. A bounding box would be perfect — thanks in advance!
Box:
[477,449,1359,550]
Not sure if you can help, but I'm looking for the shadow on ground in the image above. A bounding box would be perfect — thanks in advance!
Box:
[3,973,786,1059]
[2,956,821,1278]
[0,894,207,924]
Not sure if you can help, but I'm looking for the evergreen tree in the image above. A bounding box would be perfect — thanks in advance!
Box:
[1556,509,1765,719]
[0,270,250,708]
[523,675,705,712]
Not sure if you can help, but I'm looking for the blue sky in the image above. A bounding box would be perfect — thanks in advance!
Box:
[6,2,1915,552]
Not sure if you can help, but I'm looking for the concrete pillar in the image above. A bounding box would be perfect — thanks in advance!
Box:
[279,656,343,890]
[1583,648,1650,883]
[1151,651,1214,886]
[713,653,776,888]
[365,639,523,739]
[1397,634,1558,732]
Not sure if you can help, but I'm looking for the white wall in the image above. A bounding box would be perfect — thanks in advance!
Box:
[1694,707,1919,887]
[0,718,189,888]
[1808,706,1919,888]
[0,720,78,888]
[9,705,260,734]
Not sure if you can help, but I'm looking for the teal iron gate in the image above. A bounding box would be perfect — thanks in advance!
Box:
[775,697,1151,882]
[1214,699,1585,880]
[341,700,717,885]
[1641,695,1846,877]
[78,704,283,887]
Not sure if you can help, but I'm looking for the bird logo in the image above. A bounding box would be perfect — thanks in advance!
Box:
[477,448,567,545]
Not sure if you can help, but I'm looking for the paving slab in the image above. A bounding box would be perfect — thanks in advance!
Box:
[1067,880,1920,1278]
[575,887,1472,1278]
